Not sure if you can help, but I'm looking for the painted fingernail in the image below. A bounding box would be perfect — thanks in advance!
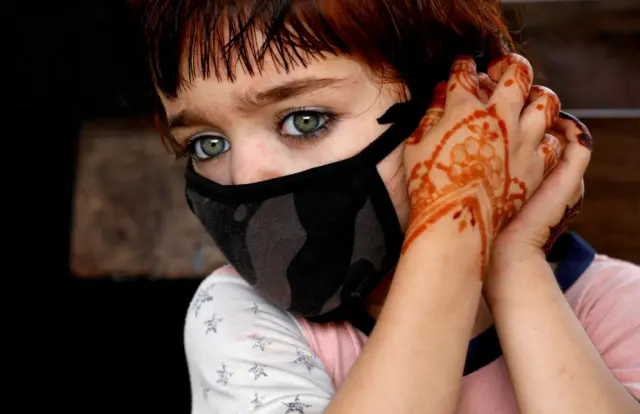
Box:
[558,111,593,151]
[431,81,447,107]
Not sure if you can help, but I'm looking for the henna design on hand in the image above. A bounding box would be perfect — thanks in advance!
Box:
[448,56,480,98]
[406,82,447,146]
[541,134,563,176]
[542,197,583,254]
[477,73,497,104]
[403,105,527,267]
[491,54,532,102]
[531,85,561,129]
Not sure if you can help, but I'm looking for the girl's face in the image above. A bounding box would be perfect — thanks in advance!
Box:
[161,54,411,231]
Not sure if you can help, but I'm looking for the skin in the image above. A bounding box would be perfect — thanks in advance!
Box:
[162,52,638,413]
[162,54,495,335]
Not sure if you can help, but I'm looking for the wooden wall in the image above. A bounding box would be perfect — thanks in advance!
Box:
[70,0,640,278]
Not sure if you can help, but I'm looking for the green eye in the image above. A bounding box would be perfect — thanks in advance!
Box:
[281,111,328,136]
[190,134,230,160]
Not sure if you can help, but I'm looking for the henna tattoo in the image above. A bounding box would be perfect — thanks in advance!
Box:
[490,54,532,102]
[542,197,583,254]
[406,82,447,146]
[406,110,441,146]
[403,105,527,267]
[558,111,593,151]
[541,134,562,176]
[531,86,561,128]
[448,57,480,98]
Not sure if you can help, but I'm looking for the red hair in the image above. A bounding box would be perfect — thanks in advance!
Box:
[129,0,513,99]
[127,0,514,152]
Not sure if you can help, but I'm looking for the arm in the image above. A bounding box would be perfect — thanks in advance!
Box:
[329,53,550,414]
[189,54,552,414]
[485,252,640,414]
[184,270,336,414]
[187,237,482,414]
[484,105,640,413]
[327,222,484,414]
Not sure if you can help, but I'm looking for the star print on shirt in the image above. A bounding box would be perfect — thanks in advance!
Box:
[189,289,213,317]
[204,314,224,334]
[283,395,312,414]
[250,302,261,315]
[248,363,268,380]
[251,335,272,351]
[291,348,320,372]
[250,393,265,408]
[216,364,233,386]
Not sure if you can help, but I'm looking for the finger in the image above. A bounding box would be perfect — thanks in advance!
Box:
[520,85,561,149]
[487,53,534,115]
[540,112,592,206]
[547,126,568,149]
[477,72,497,104]
[552,111,593,180]
[557,111,594,151]
[445,55,480,109]
[538,133,563,177]
[406,81,447,145]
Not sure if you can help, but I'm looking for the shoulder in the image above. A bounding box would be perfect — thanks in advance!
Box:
[184,266,334,413]
[184,265,297,338]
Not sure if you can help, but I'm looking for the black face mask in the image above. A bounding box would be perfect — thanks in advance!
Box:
[185,100,426,319]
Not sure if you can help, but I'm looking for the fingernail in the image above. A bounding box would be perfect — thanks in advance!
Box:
[431,81,447,107]
[558,111,593,151]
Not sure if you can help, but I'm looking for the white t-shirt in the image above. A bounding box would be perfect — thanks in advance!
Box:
[184,266,334,414]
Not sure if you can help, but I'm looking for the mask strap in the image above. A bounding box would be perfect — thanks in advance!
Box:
[356,99,428,166]
[376,100,421,125]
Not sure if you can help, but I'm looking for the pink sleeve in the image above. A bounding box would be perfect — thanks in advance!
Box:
[296,317,367,389]
[565,256,640,400]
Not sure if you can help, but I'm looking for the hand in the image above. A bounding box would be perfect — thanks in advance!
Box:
[402,54,562,267]
[490,111,593,263]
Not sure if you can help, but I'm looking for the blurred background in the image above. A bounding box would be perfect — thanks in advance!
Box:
[6,0,639,412]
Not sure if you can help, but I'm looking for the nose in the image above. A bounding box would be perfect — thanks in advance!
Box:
[229,136,287,185]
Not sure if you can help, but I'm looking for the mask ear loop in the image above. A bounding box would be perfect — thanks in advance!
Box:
[377,101,412,124]
[376,98,430,125]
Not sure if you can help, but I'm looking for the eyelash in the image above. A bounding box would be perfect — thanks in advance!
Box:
[177,108,339,161]
[275,107,338,142]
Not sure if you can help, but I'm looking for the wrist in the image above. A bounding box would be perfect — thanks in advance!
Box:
[404,182,496,260]
[489,241,545,270]
[399,224,487,285]
[484,248,551,308]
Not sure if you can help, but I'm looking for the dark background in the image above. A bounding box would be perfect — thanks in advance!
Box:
[6,1,639,412]
[7,2,196,412]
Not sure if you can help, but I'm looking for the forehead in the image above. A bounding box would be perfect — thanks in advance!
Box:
[163,53,367,108]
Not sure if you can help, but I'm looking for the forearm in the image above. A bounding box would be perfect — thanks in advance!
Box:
[327,226,484,414]
[486,252,639,414]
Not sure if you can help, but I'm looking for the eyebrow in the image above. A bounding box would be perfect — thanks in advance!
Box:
[167,76,347,130]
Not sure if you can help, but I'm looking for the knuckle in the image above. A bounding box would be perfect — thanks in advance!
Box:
[530,85,551,97]
[507,53,534,77]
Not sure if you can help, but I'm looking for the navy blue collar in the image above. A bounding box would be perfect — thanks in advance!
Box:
[347,232,597,376]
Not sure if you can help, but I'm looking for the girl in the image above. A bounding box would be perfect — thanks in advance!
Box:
[129,1,640,412]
